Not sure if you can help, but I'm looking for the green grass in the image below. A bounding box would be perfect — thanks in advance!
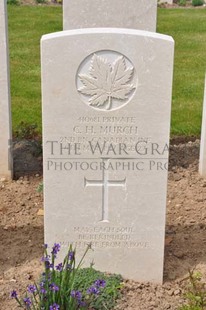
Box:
[157,8,206,135]
[73,268,123,309]
[7,6,206,136]
[8,5,62,133]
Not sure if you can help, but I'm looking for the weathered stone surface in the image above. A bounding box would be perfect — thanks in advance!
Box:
[63,0,157,32]
[41,28,174,283]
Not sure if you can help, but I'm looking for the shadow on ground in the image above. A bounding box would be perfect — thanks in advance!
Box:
[13,140,43,179]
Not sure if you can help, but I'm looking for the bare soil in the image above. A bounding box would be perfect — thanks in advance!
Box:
[0,139,206,309]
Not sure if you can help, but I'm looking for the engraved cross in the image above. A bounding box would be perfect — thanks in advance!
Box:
[84,160,126,222]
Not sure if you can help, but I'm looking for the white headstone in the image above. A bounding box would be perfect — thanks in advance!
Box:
[0,0,12,179]
[199,75,206,177]
[159,0,173,4]
[41,28,174,284]
[63,0,157,32]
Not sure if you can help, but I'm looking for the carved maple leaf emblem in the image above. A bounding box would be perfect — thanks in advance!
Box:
[78,54,135,110]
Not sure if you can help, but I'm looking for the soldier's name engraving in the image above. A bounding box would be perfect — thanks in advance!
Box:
[72,125,138,135]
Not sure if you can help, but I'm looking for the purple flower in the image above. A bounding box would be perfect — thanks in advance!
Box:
[94,279,106,288]
[42,272,51,281]
[71,290,82,300]
[49,303,60,310]
[41,255,50,263]
[10,290,18,298]
[45,261,54,270]
[71,290,86,307]
[27,284,37,294]
[40,287,47,294]
[51,243,61,256]
[44,243,48,249]
[78,300,86,307]
[49,283,59,292]
[87,286,100,295]
[39,282,47,294]
[23,297,32,308]
[68,251,74,260]
[55,263,63,271]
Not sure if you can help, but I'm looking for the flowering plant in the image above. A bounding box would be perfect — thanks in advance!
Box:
[11,243,106,309]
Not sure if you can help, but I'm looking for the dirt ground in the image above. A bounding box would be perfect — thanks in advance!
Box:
[0,139,206,309]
